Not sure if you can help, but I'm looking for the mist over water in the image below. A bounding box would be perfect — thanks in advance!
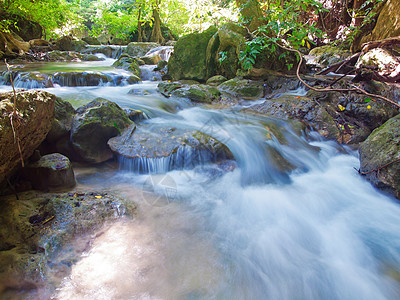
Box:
[2,57,400,299]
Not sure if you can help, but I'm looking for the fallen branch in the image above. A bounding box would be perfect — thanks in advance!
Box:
[358,157,400,175]
[317,52,360,75]
[361,36,400,53]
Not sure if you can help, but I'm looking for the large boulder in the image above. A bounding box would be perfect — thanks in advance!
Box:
[21,153,76,191]
[354,0,400,50]
[359,113,400,198]
[214,23,247,79]
[71,99,132,163]
[168,26,218,82]
[82,36,101,45]
[0,91,56,187]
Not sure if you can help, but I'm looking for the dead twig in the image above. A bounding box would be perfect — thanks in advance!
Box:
[358,157,400,175]
[4,59,24,167]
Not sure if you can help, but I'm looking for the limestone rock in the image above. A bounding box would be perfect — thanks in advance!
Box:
[168,26,218,82]
[21,153,76,191]
[71,99,132,163]
[0,90,56,187]
[359,113,400,198]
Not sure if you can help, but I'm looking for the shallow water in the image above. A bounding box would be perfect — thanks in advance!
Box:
[1,56,400,299]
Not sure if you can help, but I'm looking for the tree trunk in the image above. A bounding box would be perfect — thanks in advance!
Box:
[235,0,266,32]
[149,1,164,44]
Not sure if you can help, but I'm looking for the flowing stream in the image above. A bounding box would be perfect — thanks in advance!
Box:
[1,54,400,300]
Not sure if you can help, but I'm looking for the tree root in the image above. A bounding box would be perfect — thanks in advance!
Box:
[258,33,400,109]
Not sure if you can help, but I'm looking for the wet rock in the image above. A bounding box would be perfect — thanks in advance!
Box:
[112,54,141,77]
[0,189,136,297]
[140,54,162,65]
[155,60,168,71]
[168,26,218,82]
[359,113,400,198]
[108,124,232,167]
[158,81,183,97]
[21,153,76,191]
[171,85,220,103]
[124,108,148,123]
[46,98,76,143]
[206,75,228,86]
[218,77,263,99]
[71,98,132,163]
[0,90,55,189]
[125,42,159,57]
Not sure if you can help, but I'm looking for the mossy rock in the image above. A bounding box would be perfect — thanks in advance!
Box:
[218,77,263,99]
[21,153,76,191]
[71,98,133,163]
[206,75,228,86]
[82,36,101,45]
[359,113,400,198]
[168,26,218,82]
[309,45,352,67]
[158,82,183,97]
[171,85,220,103]
[112,55,141,77]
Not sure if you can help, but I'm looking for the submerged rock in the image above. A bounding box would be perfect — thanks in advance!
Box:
[108,124,232,172]
[71,99,132,163]
[0,90,55,189]
[0,189,136,297]
[359,114,400,198]
[21,153,76,191]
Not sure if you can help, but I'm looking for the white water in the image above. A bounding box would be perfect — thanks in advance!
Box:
[2,56,400,299]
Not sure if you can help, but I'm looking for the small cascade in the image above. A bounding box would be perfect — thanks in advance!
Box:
[83,45,127,58]
[118,146,216,174]
[139,65,161,81]
[144,46,173,61]
[0,70,139,88]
